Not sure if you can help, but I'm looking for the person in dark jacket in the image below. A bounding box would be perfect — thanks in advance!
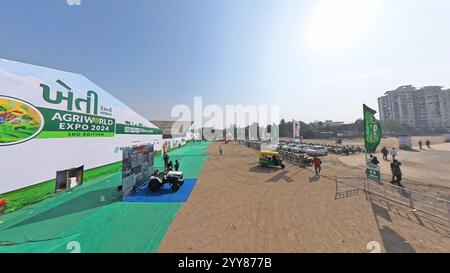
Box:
[426,140,431,149]
[390,159,404,187]
[174,160,180,171]
[167,160,173,171]
[381,147,388,160]
[418,140,423,150]
[163,153,169,171]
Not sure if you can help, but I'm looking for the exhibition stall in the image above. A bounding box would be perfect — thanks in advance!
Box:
[0,59,162,212]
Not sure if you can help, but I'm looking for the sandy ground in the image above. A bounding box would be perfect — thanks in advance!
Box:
[290,135,450,196]
[298,136,446,152]
[339,143,450,197]
[159,142,450,253]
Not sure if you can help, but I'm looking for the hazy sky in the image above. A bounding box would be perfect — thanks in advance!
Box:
[1,0,450,123]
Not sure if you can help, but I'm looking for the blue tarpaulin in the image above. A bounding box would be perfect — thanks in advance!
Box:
[123,179,197,203]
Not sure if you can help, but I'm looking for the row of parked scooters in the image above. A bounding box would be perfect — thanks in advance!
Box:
[277,149,314,166]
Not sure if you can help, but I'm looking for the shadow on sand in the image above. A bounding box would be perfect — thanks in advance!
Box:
[266,170,294,183]
[367,194,450,238]
[379,226,416,253]
[368,196,416,253]
[249,165,285,174]
[332,179,449,252]
[309,174,321,183]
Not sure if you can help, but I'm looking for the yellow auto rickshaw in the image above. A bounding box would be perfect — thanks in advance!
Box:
[259,150,285,169]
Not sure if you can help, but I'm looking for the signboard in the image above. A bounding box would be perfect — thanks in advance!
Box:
[122,144,154,198]
[366,163,381,183]
[115,123,162,135]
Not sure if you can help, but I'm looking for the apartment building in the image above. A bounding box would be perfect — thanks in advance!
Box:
[378,85,450,131]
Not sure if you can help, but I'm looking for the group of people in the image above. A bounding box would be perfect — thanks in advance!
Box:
[380,146,398,161]
[163,152,180,172]
[418,139,432,150]
[372,147,404,188]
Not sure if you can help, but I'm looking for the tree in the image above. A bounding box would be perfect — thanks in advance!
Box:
[279,119,288,137]
[299,122,315,139]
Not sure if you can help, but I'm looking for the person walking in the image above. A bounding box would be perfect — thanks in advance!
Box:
[418,140,423,150]
[312,156,322,175]
[390,159,404,187]
[390,148,398,160]
[381,146,388,160]
[426,140,431,149]
[167,160,173,171]
[174,160,180,171]
[219,144,223,156]
[163,152,169,171]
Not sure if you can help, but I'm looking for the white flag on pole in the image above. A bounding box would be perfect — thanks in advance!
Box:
[293,120,301,139]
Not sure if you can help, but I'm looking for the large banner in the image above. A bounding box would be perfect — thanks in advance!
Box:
[363,104,382,153]
[363,104,382,182]
[0,59,162,195]
[122,144,154,198]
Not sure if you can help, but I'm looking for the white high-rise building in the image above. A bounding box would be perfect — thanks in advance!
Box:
[378,85,450,131]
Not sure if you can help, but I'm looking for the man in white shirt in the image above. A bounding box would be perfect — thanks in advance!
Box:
[390,148,398,160]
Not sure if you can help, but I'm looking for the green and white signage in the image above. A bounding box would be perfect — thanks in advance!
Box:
[363,104,382,153]
[363,104,382,183]
[0,58,162,195]
[366,164,381,183]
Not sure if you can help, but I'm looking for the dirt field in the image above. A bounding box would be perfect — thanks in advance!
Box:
[339,143,450,196]
[159,142,450,253]
[287,135,450,196]
[299,136,446,152]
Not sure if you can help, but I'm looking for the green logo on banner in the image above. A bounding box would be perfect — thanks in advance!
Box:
[363,104,382,153]
[116,123,162,135]
[0,96,44,145]
[36,107,115,139]
[41,79,99,115]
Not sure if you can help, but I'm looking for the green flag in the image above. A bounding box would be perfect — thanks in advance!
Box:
[363,104,382,153]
